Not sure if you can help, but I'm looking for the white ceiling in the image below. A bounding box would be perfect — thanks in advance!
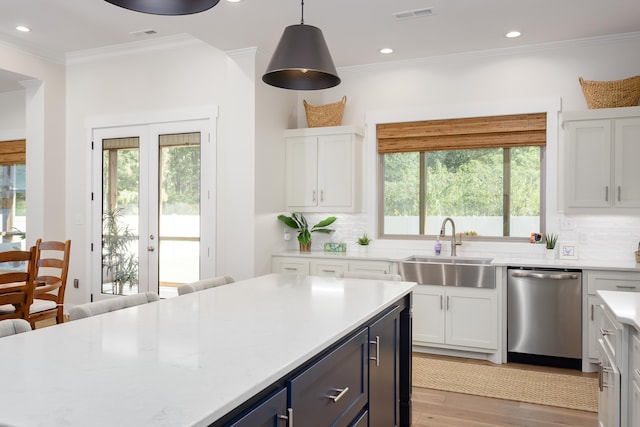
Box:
[1,0,640,92]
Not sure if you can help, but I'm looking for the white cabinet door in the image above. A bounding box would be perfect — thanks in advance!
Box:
[317,134,354,209]
[309,259,349,276]
[587,295,603,361]
[412,286,445,345]
[349,260,393,275]
[614,118,640,208]
[563,112,640,212]
[285,126,362,213]
[565,120,611,209]
[272,257,310,275]
[445,287,498,350]
[285,137,318,209]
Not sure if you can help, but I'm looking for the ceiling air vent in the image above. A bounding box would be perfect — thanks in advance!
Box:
[392,7,434,20]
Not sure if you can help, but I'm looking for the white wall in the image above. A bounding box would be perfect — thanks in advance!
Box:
[0,90,26,139]
[0,43,66,249]
[65,37,231,304]
[286,33,640,263]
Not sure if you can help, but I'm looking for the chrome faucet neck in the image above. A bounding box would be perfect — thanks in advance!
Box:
[440,217,457,256]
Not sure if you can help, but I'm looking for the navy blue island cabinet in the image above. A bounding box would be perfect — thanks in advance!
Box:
[222,293,411,427]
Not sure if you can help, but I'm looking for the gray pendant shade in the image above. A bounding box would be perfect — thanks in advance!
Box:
[105,0,220,15]
[262,24,341,91]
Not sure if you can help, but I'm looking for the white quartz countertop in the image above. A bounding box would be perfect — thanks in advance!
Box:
[0,274,415,427]
[273,249,640,272]
[598,290,640,331]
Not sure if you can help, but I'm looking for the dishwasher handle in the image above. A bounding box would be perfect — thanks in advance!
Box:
[511,271,579,280]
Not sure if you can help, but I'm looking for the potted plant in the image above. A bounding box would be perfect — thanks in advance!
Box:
[102,208,139,294]
[544,232,558,259]
[278,212,337,252]
[357,233,371,246]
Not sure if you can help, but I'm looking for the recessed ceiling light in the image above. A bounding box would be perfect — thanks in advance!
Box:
[505,31,521,38]
[380,48,394,54]
[16,25,30,32]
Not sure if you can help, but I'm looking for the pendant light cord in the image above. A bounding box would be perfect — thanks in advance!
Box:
[300,0,304,25]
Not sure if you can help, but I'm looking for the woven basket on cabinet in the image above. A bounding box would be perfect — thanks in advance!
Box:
[579,75,640,109]
[303,96,346,127]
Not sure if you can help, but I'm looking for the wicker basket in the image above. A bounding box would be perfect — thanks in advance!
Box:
[304,96,346,127]
[579,75,640,109]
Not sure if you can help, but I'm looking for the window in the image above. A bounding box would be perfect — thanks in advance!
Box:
[377,113,545,239]
[0,140,26,250]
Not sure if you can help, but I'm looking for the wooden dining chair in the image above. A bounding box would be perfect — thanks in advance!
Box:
[0,247,38,324]
[27,239,71,328]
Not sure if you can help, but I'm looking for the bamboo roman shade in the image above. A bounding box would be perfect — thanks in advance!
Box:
[0,140,26,165]
[377,113,546,154]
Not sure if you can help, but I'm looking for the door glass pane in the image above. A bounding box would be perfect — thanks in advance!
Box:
[158,133,201,298]
[102,137,140,295]
[0,164,26,252]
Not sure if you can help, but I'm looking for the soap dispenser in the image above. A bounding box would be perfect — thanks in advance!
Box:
[434,237,442,255]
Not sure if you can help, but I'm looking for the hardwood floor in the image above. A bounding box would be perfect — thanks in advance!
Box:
[412,354,598,427]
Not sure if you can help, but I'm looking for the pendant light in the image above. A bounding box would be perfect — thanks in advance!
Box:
[262,0,340,90]
[105,0,220,15]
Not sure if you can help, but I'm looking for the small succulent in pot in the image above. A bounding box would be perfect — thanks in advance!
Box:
[544,233,558,250]
[356,233,371,246]
[278,212,336,252]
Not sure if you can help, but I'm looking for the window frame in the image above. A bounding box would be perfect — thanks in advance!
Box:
[376,128,547,242]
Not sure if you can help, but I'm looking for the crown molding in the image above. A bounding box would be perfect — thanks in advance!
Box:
[341,31,640,73]
[65,33,206,64]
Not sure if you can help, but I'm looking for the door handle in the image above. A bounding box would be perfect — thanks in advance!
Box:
[511,271,578,280]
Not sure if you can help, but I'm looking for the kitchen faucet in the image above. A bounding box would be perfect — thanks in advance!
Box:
[440,217,462,256]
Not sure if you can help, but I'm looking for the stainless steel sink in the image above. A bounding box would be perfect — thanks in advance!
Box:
[402,256,493,265]
[398,256,495,288]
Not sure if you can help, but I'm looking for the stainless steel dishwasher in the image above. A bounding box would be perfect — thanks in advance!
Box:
[507,267,582,369]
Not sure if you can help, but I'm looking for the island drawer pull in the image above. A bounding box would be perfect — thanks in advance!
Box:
[279,408,293,426]
[370,335,380,367]
[326,387,349,403]
[284,267,298,271]
[615,285,637,289]
[322,269,336,273]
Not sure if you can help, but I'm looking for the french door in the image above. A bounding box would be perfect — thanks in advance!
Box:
[91,119,215,299]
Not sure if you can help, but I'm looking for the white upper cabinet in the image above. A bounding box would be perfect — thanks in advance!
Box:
[562,107,640,212]
[285,126,363,213]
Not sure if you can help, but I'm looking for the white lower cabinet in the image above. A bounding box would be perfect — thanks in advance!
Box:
[413,285,498,350]
[584,270,640,370]
[272,257,310,276]
[631,332,640,427]
[272,256,394,277]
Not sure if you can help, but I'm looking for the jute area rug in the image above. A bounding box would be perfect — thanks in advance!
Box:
[412,356,598,413]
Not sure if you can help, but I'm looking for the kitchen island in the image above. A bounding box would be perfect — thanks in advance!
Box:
[0,273,415,426]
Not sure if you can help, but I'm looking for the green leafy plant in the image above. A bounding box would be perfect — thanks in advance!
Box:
[278,213,336,250]
[357,233,371,246]
[544,232,558,250]
[102,208,139,294]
